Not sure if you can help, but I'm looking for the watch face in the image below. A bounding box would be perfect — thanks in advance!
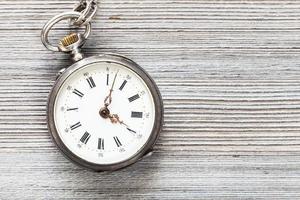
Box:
[48,54,163,171]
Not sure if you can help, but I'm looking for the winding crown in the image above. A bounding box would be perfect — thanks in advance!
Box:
[60,33,79,47]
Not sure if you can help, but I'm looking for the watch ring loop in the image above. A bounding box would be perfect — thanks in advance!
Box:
[41,11,91,52]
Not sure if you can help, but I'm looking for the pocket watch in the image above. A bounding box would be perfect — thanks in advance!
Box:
[41,0,163,171]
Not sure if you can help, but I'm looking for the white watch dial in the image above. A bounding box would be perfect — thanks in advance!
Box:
[53,62,156,165]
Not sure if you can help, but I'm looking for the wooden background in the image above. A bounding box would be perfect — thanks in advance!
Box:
[1,0,300,199]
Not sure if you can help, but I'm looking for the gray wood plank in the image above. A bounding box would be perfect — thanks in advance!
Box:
[1,0,300,199]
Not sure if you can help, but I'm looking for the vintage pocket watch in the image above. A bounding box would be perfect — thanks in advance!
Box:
[41,0,163,171]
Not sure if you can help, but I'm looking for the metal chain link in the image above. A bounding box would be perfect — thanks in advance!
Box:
[71,0,98,26]
[41,0,98,52]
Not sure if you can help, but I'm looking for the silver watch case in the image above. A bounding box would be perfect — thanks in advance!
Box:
[47,54,164,171]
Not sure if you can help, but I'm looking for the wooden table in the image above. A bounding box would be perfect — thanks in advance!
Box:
[1,0,300,199]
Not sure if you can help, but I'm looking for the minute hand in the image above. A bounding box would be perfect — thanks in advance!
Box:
[104,70,119,107]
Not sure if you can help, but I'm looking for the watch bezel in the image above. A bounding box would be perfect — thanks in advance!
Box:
[47,54,163,171]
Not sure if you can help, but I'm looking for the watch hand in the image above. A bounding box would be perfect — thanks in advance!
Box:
[108,114,129,127]
[104,70,119,107]
[109,114,137,134]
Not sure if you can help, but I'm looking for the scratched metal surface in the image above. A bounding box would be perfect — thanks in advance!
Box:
[1,0,300,199]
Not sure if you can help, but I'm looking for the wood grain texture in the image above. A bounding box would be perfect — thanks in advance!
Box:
[1,0,300,199]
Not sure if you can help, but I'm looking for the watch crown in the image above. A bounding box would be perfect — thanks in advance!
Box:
[58,33,85,62]
[60,33,79,47]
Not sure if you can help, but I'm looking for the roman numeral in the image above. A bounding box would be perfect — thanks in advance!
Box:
[131,111,143,118]
[70,122,81,130]
[86,77,96,88]
[98,138,104,150]
[67,108,78,111]
[106,74,109,86]
[119,80,127,91]
[113,136,122,147]
[128,94,140,102]
[127,128,137,134]
[73,89,84,98]
[80,132,91,144]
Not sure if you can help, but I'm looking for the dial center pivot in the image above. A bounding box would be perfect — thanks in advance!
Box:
[99,107,110,119]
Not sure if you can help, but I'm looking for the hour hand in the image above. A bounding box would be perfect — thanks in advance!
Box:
[109,114,128,127]
[109,114,137,134]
